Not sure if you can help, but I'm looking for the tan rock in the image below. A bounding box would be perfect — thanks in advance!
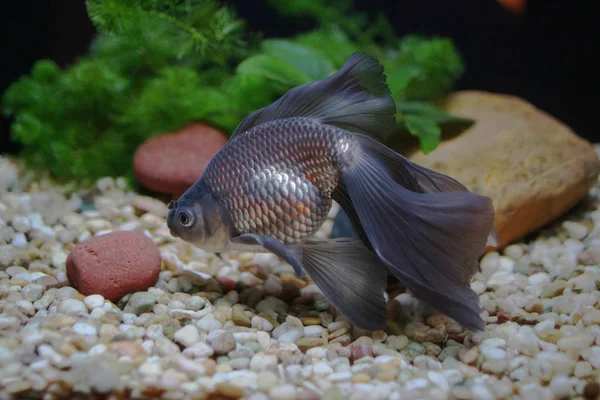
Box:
[407,91,600,248]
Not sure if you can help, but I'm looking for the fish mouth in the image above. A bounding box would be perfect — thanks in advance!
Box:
[166,209,179,238]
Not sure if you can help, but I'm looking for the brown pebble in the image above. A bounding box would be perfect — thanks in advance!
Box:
[296,337,324,352]
[300,317,321,326]
[426,314,450,328]
[376,371,396,382]
[351,343,373,360]
[280,284,300,301]
[330,334,351,346]
[66,231,161,302]
[458,346,479,365]
[329,328,348,340]
[108,342,145,358]
[10,278,30,287]
[281,274,308,288]
[216,277,237,293]
[259,313,279,328]
[232,304,251,327]
[352,374,371,383]
[584,382,600,399]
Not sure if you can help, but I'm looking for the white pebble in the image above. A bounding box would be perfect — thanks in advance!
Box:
[30,226,56,241]
[90,308,105,319]
[72,322,98,336]
[549,376,575,398]
[0,316,20,330]
[88,344,107,356]
[78,231,91,243]
[405,378,428,391]
[84,294,105,310]
[51,251,68,268]
[139,362,162,376]
[313,361,333,375]
[563,221,588,240]
[6,266,27,277]
[330,371,352,381]
[196,315,222,331]
[16,300,35,316]
[57,299,87,315]
[528,272,551,286]
[471,281,486,295]
[174,325,200,347]
[269,384,296,400]
[504,244,524,260]
[182,342,214,358]
[481,347,506,360]
[306,347,327,359]
[497,256,515,272]
[10,216,30,232]
[87,218,112,233]
[277,328,303,343]
[250,353,278,371]
[487,271,515,287]
[480,252,500,277]
[534,319,555,334]
[251,316,273,332]
[27,214,44,230]
[11,233,27,247]
[303,325,325,338]
[581,346,600,369]
[482,338,506,348]
[428,371,449,391]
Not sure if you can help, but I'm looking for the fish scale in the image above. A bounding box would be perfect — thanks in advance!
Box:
[204,117,354,243]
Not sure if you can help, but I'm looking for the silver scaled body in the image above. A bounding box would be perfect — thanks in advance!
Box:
[203,117,357,244]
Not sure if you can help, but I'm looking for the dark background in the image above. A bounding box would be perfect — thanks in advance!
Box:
[1,0,597,155]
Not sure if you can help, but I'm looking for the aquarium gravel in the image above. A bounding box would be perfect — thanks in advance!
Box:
[1,152,600,400]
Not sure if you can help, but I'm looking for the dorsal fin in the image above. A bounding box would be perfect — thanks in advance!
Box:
[230,52,397,140]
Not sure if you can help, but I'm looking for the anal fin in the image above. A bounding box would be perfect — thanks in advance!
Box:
[300,238,389,331]
[231,234,389,330]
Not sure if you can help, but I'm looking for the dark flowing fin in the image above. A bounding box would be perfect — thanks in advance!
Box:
[406,160,499,248]
[357,135,499,248]
[300,238,389,330]
[231,234,304,277]
[337,134,496,331]
[230,52,396,140]
[231,234,388,330]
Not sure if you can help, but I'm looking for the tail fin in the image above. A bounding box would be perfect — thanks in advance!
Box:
[338,134,495,331]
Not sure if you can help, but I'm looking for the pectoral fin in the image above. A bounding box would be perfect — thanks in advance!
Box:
[231,234,304,277]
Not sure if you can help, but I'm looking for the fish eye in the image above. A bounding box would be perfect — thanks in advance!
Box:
[178,210,194,227]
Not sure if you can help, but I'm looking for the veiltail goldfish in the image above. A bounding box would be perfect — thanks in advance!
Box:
[167,53,497,331]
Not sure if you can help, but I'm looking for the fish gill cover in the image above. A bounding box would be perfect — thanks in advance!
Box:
[2,0,472,185]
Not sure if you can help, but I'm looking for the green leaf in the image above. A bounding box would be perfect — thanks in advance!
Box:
[261,39,335,80]
[237,54,311,87]
[397,101,473,124]
[391,35,465,100]
[294,27,358,68]
[404,115,441,154]
[384,65,420,103]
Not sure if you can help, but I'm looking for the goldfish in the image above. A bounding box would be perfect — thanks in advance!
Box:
[167,53,497,331]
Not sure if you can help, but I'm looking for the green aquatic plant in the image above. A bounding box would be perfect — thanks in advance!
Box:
[2,0,471,184]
